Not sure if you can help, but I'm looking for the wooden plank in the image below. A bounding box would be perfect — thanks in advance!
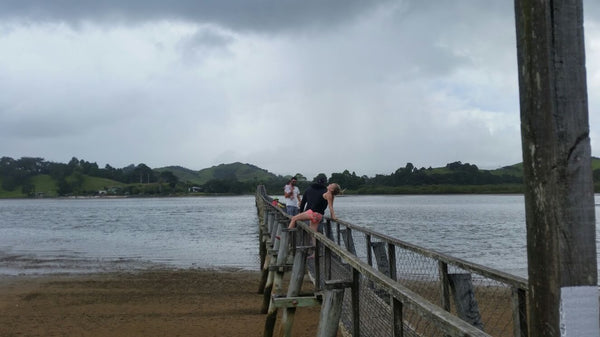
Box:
[272,296,321,308]
[323,279,353,290]
[267,265,293,272]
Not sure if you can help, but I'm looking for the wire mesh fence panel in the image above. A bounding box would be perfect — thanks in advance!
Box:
[319,227,515,337]
[312,224,517,336]
[402,304,449,337]
[472,279,514,337]
[347,274,395,336]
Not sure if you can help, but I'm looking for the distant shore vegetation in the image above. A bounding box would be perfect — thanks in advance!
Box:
[1,156,600,198]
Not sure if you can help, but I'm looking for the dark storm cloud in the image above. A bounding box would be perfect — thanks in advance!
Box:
[0,0,394,32]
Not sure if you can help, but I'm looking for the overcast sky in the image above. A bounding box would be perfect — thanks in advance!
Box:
[1,1,599,179]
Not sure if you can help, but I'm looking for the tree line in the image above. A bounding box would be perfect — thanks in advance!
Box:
[0,156,533,197]
[0,157,179,196]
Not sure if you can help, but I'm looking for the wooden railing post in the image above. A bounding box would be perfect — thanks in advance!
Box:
[438,261,451,312]
[371,241,390,276]
[268,212,277,244]
[351,268,360,337]
[324,219,334,240]
[387,243,396,281]
[366,234,373,267]
[392,297,403,337]
[514,0,598,335]
[324,243,332,281]
[511,287,528,337]
[342,228,357,255]
[448,274,484,330]
[263,224,291,337]
[280,247,309,337]
[317,281,349,337]
[314,237,322,291]
[257,211,273,294]
[261,218,282,314]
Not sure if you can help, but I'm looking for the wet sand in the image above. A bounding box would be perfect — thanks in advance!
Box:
[0,269,321,337]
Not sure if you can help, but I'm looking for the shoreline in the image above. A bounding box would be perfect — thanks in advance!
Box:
[0,268,321,337]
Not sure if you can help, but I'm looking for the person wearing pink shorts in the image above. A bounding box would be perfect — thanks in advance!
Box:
[287,183,341,232]
[305,209,323,225]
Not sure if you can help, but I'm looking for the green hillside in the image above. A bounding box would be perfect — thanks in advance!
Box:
[30,174,59,197]
[195,162,278,185]
[155,166,204,185]
[0,174,125,198]
[155,162,279,186]
[77,176,126,191]
[489,162,524,177]
[488,157,600,177]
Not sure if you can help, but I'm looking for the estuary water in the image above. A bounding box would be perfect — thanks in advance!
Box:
[0,194,598,279]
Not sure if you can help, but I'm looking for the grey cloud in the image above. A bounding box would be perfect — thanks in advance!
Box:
[186,29,233,48]
[0,0,394,32]
[176,28,235,64]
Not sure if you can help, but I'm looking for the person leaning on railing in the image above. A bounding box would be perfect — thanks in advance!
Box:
[287,179,341,232]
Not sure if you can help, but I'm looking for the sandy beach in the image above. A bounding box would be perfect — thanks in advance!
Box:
[0,269,322,337]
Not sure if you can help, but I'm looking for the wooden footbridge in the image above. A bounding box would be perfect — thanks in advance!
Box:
[255,186,529,337]
[254,1,598,335]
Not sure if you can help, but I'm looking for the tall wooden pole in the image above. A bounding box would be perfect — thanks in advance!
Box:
[514,0,598,336]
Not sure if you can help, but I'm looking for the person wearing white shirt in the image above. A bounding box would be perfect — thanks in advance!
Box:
[283,177,301,215]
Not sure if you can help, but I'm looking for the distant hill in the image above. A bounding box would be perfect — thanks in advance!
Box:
[156,162,280,185]
[490,162,524,177]
[154,166,205,185]
[487,156,600,177]
[196,162,279,185]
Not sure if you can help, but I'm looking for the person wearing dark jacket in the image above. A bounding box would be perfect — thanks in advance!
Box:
[299,179,327,213]
[288,181,341,232]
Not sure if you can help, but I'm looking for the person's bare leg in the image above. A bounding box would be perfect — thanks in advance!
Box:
[307,222,319,258]
[288,211,311,229]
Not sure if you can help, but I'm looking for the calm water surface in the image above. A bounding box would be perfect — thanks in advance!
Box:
[336,195,528,277]
[0,196,259,275]
[1,194,598,279]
